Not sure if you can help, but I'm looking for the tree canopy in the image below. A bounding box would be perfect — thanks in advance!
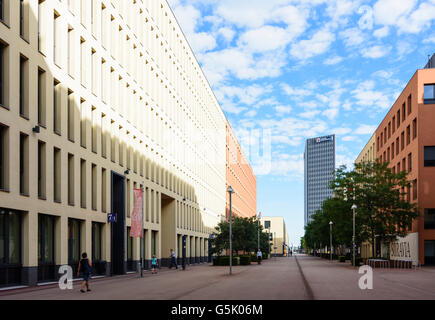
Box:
[210,216,271,255]
[304,160,419,257]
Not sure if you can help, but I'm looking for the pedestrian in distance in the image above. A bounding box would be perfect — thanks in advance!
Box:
[77,252,92,293]
[151,255,158,274]
[290,250,293,257]
[169,249,178,269]
[257,249,262,264]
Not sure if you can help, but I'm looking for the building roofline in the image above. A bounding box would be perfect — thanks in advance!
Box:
[355,132,376,162]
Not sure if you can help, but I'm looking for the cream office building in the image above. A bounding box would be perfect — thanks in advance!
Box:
[261,217,289,256]
[0,0,228,287]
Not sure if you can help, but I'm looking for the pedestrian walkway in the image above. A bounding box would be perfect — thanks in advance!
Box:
[296,255,435,300]
[0,258,307,300]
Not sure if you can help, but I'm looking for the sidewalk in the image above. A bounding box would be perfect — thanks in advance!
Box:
[0,258,307,300]
[0,263,205,298]
[297,255,435,300]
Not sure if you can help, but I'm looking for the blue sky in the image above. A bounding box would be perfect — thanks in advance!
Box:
[167,0,435,246]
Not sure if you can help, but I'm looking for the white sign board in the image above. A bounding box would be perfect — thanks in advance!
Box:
[389,232,418,265]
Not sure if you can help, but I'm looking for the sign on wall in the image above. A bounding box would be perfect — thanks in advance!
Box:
[315,136,334,143]
[389,232,418,265]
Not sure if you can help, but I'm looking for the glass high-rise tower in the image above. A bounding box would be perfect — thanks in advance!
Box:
[304,135,336,226]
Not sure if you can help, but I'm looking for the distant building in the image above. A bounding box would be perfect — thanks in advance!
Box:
[304,135,336,226]
[260,217,289,256]
[355,133,376,164]
[226,121,257,219]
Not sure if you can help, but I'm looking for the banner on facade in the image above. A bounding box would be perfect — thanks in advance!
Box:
[130,188,143,238]
[389,232,418,264]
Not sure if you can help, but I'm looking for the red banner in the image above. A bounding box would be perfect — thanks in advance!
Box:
[130,189,143,238]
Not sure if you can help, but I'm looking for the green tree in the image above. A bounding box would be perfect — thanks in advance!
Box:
[304,160,419,258]
[210,217,270,256]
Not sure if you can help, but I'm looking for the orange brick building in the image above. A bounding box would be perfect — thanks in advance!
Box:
[226,122,257,219]
[375,66,435,265]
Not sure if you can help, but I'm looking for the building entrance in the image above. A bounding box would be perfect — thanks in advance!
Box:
[161,194,176,267]
[111,172,126,275]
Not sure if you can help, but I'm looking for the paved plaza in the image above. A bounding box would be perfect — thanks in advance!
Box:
[1,255,434,300]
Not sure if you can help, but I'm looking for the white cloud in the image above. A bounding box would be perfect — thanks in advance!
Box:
[373,0,417,27]
[355,124,377,135]
[342,136,359,142]
[172,4,201,34]
[423,35,435,44]
[334,128,352,135]
[218,27,236,43]
[245,110,257,117]
[281,83,311,98]
[372,0,435,34]
[324,56,343,65]
[189,32,217,53]
[200,48,287,85]
[275,105,292,115]
[361,45,391,58]
[238,26,291,53]
[290,29,335,60]
[299,110,321,118]
[340,27,366,47]
[352,81,392,109]
[372,70,393,79]
[373,26,390,38]
[404,2,435,34]
[323,107,339,120]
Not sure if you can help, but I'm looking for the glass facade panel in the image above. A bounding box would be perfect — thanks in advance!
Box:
[424,84,435,102]
[38,214,55,264]
[151,231,156,256]
[68,219,81,264]
[424,209,435,229]
[0,213,4,264]
[424,146,435,167]
[127,227,132,261]
[92,222,102,261]
[8,212,21,264]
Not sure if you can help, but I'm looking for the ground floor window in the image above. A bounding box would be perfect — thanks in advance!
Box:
[425,240,435,265]
[92,222,105,275]
[0,209,22,287]
[424,209,435,229]
[151,231,157,257]
[38,214,55,282]
[68,218,82,277]
[127,227,134,271]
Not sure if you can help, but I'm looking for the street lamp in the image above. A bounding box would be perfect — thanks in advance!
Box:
[351,204,357,267]
[257,212,261,251]
[329,221,333,261]
[227,186,235,275]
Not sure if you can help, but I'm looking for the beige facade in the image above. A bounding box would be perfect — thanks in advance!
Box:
[0,0,230,286]
[355,133,376,164]
[261,217,289,256]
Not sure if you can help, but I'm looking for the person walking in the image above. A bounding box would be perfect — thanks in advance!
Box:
[77,252,92,293]
[257,249,262,264]
[151,255,158,274]
[169,249,178,269]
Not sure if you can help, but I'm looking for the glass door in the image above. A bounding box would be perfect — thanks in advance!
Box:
[38,214,55,282]
[0,209,22,287]
[92,222,105,275]
[68,218,82,277]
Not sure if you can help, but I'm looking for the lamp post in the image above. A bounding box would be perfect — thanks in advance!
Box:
[351,204,357,267]
[227,186,234,275]
[257,212,261,251]
[329,221,333,261]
